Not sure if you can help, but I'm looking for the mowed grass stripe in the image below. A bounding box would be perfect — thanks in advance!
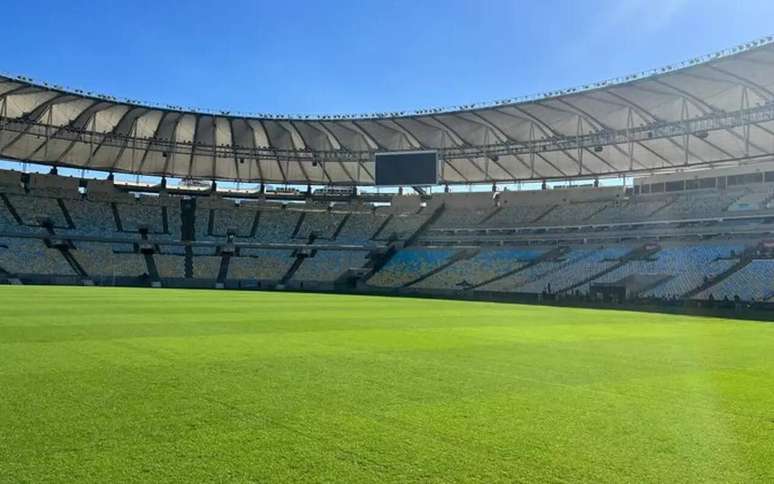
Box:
[0,286,772,483]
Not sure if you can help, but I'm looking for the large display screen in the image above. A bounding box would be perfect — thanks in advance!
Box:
[374,151,438,186]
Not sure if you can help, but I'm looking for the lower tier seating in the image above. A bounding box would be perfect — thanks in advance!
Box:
[293,250,369,282]
[696,259,774,301]
[367,249,456,288]
[72,242,148,278]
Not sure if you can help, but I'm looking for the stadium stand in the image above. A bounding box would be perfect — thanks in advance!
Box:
[116,198,165,234]
[5,193,68,227]
[193,256,223,279]
[479,247,618,293]
[71,242,148,279]
[293,250,370,282]
[7,39,774,314]
[374,213,430,240]
[211,206,257,237]
[0,237,74,275]
[411,248,543,289]
[582,244,744,298]
[228,249,295,281]
[367,248,456,288]
[63,199,118,236]
[295,210,345,240]
[155,255,187,279]
[253,209,301,243]
[696,259,774,301]
[334,212,387,243]
[517,246,630,294]
[2,165,774,307]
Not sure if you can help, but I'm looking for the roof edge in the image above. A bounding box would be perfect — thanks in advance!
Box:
[1,35,773,122]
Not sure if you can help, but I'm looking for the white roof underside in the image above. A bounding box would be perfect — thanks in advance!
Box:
[2,39,774,184]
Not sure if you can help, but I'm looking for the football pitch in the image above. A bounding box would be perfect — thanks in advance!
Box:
[0,286,772,483]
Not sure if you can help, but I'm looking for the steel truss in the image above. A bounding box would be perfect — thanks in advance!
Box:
[2,102,774,177]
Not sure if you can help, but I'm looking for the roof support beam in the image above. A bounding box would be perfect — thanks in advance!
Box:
[547,98,647,171]
[313,122,356,183]
[136,111,173,173]
[650,78,763,156]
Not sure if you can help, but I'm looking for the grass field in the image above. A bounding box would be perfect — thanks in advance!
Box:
[0,286,773,483]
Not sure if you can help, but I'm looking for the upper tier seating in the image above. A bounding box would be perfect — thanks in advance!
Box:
[432,207,492,229]
[374,213,429,240]
[727,187,774,212]
[211,206,257,237]
[590,197,672,224]
[539,201,608,226]
[334,212,387,244]
[253,209,301,243]
[479,204,548,228]
[653,190,741,220]
[62,199,118,236]
[0,199,45,235]
[4,193,68,227]
[116,200,165,234]
[295,211,345,240]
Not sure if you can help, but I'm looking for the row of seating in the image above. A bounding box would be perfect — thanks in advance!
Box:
[585,244,743,298]
[412,248,542,289]
[695,259,774,301]
[368,249,456,288]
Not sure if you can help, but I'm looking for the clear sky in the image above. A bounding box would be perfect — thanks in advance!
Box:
[2,0,773,117]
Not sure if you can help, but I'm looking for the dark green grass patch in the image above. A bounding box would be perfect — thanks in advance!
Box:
[0,286,772,482]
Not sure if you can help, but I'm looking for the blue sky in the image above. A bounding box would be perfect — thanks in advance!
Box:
[3,0,773,117]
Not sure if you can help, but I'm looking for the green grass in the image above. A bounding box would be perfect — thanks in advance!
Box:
[0,286,773,483]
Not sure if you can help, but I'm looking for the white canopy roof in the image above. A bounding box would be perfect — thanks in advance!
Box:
[2,37,774,185]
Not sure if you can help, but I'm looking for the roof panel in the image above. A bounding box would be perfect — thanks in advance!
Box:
[3,39,774,184]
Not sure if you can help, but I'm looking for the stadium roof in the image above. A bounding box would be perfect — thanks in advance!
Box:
[2,36,774,185]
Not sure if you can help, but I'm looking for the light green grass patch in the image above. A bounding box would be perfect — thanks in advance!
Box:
[0,286,772,482]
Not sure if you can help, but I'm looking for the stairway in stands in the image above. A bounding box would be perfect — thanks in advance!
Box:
[761,191,774,209]
[180,198,196,241]
[361,245,398,280]
[110,203,124,231]
[280,250,309,285]
[559,244,660,294]
[404,204,445,246]
[291,212,307,239]
[331,213,351,240]
[468,246,567,290]
[681,247,757,299]
[531,204,558,224]
[183,246,194,279]
[216,252,231,286]
[476,206,502,226]
[0,194,23,225]
[370,214,394,240]
[402,248,480,288]
[55,242,88,281]
[646,196,678,218]
[56,199,76,230]
[143,252,161,286]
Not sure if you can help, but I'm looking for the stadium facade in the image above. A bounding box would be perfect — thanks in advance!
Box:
[2,38,774,310]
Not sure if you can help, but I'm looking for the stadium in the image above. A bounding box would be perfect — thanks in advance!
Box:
[2,13,774,482]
